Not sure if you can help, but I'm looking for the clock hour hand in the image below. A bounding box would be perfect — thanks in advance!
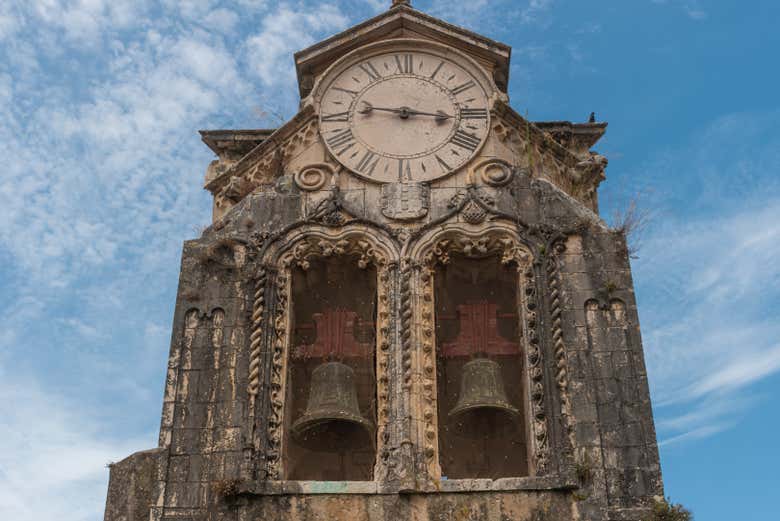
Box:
[359,101,453,121]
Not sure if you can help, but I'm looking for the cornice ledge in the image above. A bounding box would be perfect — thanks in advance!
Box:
[204,105,316,195]
[532,177,609,232]
[492,100,581,168]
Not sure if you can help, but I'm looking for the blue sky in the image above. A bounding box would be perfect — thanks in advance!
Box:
[1,0,778,519]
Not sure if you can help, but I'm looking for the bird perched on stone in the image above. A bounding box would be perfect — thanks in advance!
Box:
[589,112,596,123]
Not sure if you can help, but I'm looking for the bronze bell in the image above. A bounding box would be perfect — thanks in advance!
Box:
[291,361,374,450]
[448,358,520,438]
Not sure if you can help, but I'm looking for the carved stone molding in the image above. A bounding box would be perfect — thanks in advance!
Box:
[521,263,550,474]
[265,270,289,480]
[399,260,414,390]
[375,264,394,479]
[546,242,576,458]
[418,266,437,467]
[248,269,268,406]
[422,234,531,269]
[281,236,388,271]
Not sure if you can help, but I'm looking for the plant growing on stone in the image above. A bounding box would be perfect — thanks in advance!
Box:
[213,479,242,499]
[645,498,692,521]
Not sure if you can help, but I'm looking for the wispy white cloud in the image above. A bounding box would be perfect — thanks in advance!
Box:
[519,0,554,24]
[426,0,553,29]
[651,0,707,21]
[658,423,731,448]
[0,3,19,41]
[203,7,241,33]
[24,0,151,47]
[625,110,780,446]
[0,368,152,521]
[245,3,350,87]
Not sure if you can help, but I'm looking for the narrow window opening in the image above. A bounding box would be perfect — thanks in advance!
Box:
[435,255,529,479]
[284,255,377,481]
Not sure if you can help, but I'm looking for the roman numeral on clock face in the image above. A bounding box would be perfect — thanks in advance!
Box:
[397,159,412,182]
[394,54,413,74]
[327,128,354,149]
[356,150,380,175]
[460,108,488,120]
[451,129,481,151]
[435,154,452,172]
[451,80,476,96]
[332,87,359,97]
[359,62,382,82]
[430,61,445,80]
[322,112,350,123]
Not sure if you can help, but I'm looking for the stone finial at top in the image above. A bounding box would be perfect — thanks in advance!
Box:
[391,0,411,8]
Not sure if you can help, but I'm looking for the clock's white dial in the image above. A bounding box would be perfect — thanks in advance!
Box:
[318,46,492,183]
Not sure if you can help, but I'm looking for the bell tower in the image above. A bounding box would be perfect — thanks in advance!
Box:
[104,2,664,520]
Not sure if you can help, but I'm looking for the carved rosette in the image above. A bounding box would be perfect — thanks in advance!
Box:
[263,232,393,480]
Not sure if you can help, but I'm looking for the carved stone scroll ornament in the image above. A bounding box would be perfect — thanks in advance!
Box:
[293,163,335,192]
[262,234,392,481]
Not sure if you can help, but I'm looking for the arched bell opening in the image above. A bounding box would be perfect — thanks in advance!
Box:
[284,254,378,481]
[434,254,530,480]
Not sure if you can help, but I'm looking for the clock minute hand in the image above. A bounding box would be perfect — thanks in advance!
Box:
[358,102,403,115]
[404,108,454,120]
[359,101,453,121]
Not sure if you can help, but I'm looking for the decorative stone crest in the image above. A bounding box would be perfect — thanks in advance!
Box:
[381,183,430,221]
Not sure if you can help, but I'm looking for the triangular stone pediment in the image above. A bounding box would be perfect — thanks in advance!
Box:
[295,5,511,99]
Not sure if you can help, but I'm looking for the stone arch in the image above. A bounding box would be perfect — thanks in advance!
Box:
[256,224,400,481]
[406,220,534,267]
[402,221,554,482]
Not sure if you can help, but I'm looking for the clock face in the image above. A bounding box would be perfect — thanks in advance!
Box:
[318,46,492,183]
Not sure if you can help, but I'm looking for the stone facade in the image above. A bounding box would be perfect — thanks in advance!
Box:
[104,3,663,521]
